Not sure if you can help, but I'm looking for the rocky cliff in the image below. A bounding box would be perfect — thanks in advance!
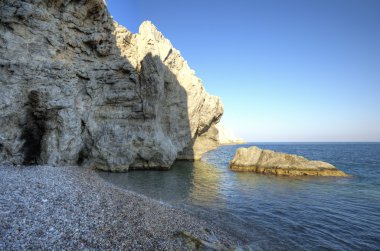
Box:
[0,0,222,171]
[215,123,245,145]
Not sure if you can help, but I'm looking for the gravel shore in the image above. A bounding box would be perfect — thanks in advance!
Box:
[0,165,242,250]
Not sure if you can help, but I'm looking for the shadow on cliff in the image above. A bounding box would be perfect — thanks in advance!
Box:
[15,0,195,169]
[129,52,196,168]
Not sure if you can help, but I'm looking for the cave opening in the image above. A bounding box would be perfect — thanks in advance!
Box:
[21,91,46,165]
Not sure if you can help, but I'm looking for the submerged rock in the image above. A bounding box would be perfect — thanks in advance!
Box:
[0,0,222,171]
[230,146,348,176]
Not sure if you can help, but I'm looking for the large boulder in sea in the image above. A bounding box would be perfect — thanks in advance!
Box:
[0,0,222,171]
[230,146,348,176]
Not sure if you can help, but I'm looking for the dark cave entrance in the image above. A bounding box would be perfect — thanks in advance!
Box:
[21,90,46,165]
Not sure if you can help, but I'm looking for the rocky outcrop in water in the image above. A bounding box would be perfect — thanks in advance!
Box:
[0,0,222,171]
[215,123,245,145]
[230,146,348,176]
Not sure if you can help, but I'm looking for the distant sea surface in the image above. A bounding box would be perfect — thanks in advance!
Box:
[99,143,380,250]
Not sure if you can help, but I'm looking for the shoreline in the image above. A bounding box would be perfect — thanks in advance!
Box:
[0,165,243,250]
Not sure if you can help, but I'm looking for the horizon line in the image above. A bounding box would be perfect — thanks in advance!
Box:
[242,141,380,144]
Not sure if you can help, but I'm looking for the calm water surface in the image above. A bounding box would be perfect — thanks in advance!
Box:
[99,143,380,250]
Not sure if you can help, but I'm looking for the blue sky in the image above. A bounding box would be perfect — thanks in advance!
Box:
[107,0,380,142]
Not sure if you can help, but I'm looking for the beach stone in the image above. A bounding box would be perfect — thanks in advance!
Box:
[230,146,348,176]
[0,0,222,171]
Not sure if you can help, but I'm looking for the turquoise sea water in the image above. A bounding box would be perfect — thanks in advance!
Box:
[99,143,380,250]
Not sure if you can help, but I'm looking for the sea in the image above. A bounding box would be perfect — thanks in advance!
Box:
[98,143,380,250]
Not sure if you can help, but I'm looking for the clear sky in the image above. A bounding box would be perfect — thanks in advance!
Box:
[106,0,380,142]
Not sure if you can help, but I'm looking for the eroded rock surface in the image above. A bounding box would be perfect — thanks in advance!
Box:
[0,0,222,171]
[230,146,348,176]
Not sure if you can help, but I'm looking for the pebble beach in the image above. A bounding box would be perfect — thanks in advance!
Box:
[0,165,241,250]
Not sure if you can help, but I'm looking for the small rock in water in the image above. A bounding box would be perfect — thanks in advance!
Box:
[230,146,348,176]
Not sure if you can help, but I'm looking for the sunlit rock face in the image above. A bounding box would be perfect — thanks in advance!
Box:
[0,0,222,171]
[230,146,348,176]
[215,123,245,145]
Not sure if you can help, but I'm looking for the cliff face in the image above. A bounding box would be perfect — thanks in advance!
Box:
[0,0,222,171]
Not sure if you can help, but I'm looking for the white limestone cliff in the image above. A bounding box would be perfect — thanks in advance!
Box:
[216,124,245,145]
[0,0,222,171]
